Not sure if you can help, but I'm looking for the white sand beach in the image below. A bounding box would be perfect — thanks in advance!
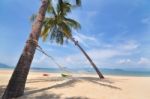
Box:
[0,69,150,99]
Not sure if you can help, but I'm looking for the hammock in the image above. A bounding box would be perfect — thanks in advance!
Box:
[26,39,72,77]
[36,44,72,77]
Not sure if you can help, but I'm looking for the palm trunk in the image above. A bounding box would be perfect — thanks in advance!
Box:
[2,0,49,99]
[70,37,104,79]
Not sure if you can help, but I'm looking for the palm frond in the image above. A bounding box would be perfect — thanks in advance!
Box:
[57,0,71,16]
[49,25,57,40]
[56,30,64,44]
[41,26,50,41]
[40,0,81,44]
[50,25,64,44]
[46,0,53,13]
[64,18,81,30]
[76,0,81,6]
[43,17,56,27]
[47,4,52,13]
[41,17,56,41]
[59,22,72,38]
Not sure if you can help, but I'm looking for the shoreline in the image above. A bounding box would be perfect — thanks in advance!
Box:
[0,69,150,99]
[1,67,150,77]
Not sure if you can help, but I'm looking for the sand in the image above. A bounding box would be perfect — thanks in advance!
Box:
[0,69,150,99]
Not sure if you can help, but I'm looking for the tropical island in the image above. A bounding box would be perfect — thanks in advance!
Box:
[0,0,150,99]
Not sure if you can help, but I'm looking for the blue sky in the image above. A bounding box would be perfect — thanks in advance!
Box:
[0,0,150,69]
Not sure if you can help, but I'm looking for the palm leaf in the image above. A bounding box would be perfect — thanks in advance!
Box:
[57,0,71,16]
[40,0,81,44]
[41,26,50,41]
[47,0,53,13]
[64,18,81,30]
[41,18,56,41]
[59,22,72,38]
[76,0,81,6]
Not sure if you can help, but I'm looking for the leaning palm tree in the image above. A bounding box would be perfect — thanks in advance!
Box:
[70,38,104,79]
[3,0,83,98]
[41,0,104,79]
[2,0,50,98]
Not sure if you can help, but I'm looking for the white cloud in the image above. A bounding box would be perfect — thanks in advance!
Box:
[88,49,123,59]
[33,55,46,64]
[32,53,57,68]
[114,57,150,68]
[0,55,18,66]
[141,17,150,25]
[86,11,98,18]
[31,38,142,69]
[117,59,132,64]
[138,57,150,65]
[118,40,140,51]
[55,47,133,68]
[44,41,68,48]
[73,33,99,47]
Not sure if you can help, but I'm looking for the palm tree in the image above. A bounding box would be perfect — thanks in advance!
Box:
[41,0,104,79]
[3,0,83,98]
[2,0,50,98]
[70,38,104,79]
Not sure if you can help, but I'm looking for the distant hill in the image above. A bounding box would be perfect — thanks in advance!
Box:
[0,63,10,68]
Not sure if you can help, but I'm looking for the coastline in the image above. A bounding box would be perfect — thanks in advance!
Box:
[0,69,150,99]
[1,67,150,77]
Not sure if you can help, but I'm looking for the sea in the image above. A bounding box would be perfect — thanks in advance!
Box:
[1,67,150,77]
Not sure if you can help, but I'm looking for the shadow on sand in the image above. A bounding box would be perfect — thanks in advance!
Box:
[24,76,121,98]
[0,85,5,98]
[22,91,89,99]
[78,77,121,90]
[27,77,66,83]
[0,85,89,99]
[0,76,122,99]
[27,76,121,93]
[25,78,81,95]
